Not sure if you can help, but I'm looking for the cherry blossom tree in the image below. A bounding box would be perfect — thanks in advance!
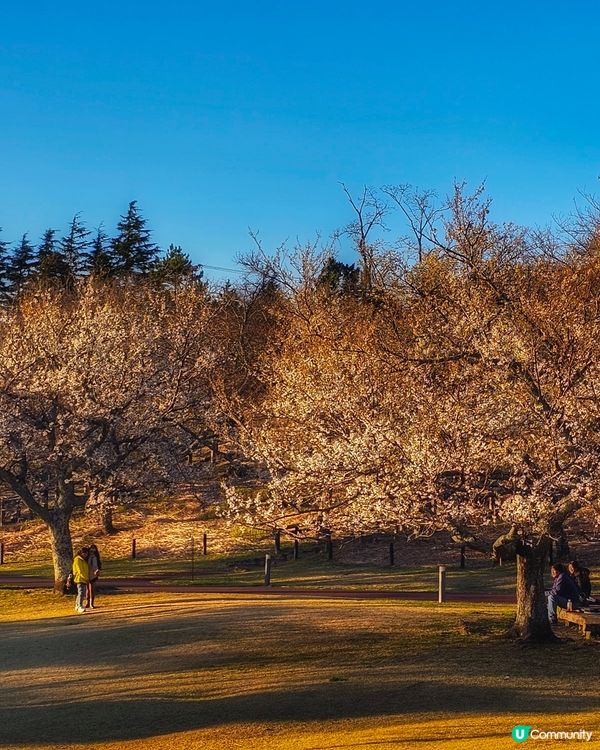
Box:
[225,189,600,642]
[0,280,217,589]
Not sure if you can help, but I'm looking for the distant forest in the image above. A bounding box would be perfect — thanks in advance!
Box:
[0,201,200,298]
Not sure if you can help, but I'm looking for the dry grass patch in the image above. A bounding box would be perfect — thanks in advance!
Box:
[0,592,598,749]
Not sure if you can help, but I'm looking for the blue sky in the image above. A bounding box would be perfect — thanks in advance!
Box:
[1,1,599,277]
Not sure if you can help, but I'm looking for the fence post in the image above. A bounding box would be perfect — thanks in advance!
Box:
[264,554,272,586]
[203,532,207,556]
[274,530,281,555]
[438,565,446,603]
[293,539,299,560]
[460,545,466,569]
[131,538,136,560]
[0,542,4,565]
[389,541,395,566]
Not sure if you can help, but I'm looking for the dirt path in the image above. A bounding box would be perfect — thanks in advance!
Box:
[0,575,515,603]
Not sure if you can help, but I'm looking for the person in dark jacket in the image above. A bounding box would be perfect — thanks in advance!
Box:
[568,560,592,600]
[87,543,102,609]
[547,563,584,624]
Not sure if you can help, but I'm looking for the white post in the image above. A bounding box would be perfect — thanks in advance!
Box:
[438,565,446,603]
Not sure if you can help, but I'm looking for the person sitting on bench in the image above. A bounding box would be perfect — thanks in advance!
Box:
[568,560,593,601]
[547,563,583,624]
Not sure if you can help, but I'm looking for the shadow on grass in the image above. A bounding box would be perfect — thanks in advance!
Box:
[0,679,595,746]
[1,597,598,746]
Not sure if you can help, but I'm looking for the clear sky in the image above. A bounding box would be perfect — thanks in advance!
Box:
[1,1,599,277]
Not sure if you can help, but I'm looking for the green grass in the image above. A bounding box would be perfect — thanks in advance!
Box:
[157,558,519,593]
[4,550,597,597]
[0,589,598,750]
[0,549,520,593]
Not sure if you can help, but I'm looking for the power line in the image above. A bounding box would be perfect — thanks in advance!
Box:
[197,263,245,274]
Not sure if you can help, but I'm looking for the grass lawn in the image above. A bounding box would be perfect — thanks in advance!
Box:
[4,541,598,596]
[0,589,598,749]
[1,552,522,593]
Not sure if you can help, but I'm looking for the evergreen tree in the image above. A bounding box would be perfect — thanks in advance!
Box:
[60,213,90,278]
[7,234,35,295]
[150,244,200,288]
[111,201,158,274]
[37,228,57,264]
[84,227,114,278]
[0,229,12,303]
[317,256,360,296]
[36,229,71,285]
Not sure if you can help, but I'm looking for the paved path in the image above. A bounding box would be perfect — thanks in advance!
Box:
[0,575,515,603]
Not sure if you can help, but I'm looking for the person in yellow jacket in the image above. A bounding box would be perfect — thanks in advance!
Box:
[72,547,90,613]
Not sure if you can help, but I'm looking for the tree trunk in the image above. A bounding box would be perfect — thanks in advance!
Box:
[100,506,116,535]
[509,536,557,642]
[47,509,74,593]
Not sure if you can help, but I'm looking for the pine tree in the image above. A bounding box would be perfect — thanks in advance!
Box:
[150,244,200,288]
[0,228,12,303]
[84,227,114,278]
[60,213,90,278]
[36,228,71,285]
[36,228,57,264]
[7,234,35,295]
[317,257,360,296]
[111,201,158,275]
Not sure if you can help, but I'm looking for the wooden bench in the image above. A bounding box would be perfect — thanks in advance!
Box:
[557,608,600,639]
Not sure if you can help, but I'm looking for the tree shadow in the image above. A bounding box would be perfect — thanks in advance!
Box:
[0,679,595,746]
[1,598,599,746]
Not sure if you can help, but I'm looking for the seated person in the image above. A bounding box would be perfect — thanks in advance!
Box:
[568,560,593,601]
[547,563,583,624]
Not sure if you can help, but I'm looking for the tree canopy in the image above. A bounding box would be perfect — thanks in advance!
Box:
[2,185,600,639]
